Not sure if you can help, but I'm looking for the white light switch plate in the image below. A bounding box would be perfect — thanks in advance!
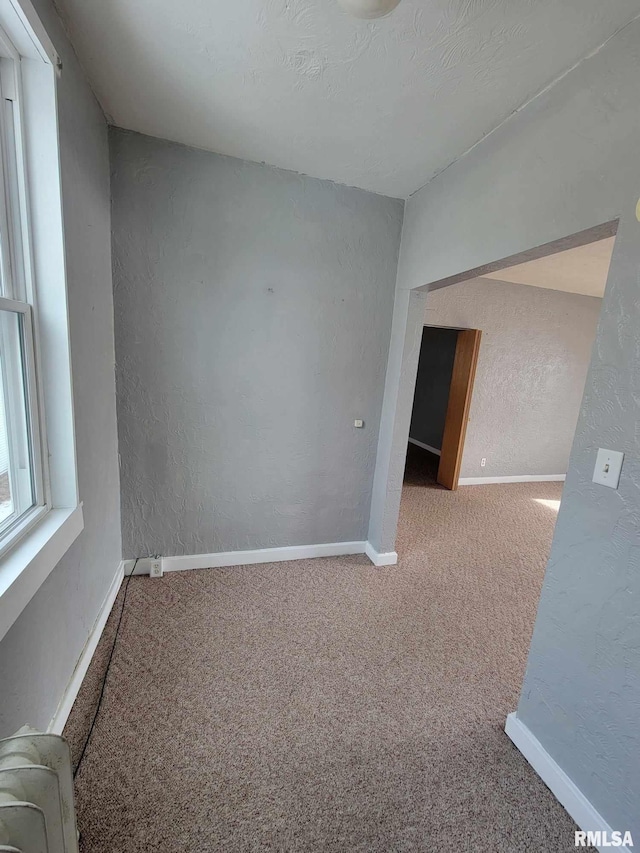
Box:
[592,448,624,489]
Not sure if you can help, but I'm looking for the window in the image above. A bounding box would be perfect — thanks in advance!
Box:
[0,0,83,644]
[0,33,48,555]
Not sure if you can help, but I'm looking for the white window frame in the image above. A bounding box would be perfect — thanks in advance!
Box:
[0,0,83,643]
[0,38,49,552]
[0,298,45,537]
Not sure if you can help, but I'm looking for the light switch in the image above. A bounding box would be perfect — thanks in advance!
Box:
[354,419,364,428]
[592,448,624,489]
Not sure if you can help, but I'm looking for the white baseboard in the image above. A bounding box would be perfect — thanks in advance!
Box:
[125,541,370,575]
[459,474,566,485]
[408,437,441,456]
[47,541,380,734]
[364,541,398,566]
[48,561,125,735]
[505,713,631,853]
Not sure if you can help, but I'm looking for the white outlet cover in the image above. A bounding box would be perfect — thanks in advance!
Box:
[592,448,624,489]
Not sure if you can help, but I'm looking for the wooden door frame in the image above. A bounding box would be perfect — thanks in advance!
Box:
[437,328,482,490]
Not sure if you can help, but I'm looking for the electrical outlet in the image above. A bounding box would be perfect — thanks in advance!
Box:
[481,457,487,467]
[138,556,164,577]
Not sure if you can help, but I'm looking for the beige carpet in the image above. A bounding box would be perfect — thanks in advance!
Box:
[65,450,577,851]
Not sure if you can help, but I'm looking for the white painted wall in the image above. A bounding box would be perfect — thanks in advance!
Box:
[110,129,403,559]
[424,278,602,479]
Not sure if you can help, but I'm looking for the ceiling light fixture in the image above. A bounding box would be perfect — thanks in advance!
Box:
[337,0,402,19]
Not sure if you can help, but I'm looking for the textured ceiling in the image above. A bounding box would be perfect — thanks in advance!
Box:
[54,0,640,197]
[483,237,615,298]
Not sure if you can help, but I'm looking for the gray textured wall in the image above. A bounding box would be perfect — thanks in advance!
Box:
[111,129,403,558]
[425,278,601,478]
[409,326,458,451]
[372,16,640,836]
[0,0,121,734]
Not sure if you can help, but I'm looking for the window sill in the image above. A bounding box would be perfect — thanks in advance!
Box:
[0,504,83,642]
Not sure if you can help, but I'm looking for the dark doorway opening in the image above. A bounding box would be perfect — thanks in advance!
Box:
[407,325,482,490]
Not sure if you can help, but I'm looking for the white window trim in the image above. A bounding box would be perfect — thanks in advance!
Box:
[0,298,44,539]
[0,505,82,636]
[0,0,82,643]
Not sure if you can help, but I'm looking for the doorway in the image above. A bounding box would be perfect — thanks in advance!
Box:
[408,326,481,490]
[367,220,619,562]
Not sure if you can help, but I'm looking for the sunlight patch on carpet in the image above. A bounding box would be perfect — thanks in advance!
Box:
[534,498,561,512]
